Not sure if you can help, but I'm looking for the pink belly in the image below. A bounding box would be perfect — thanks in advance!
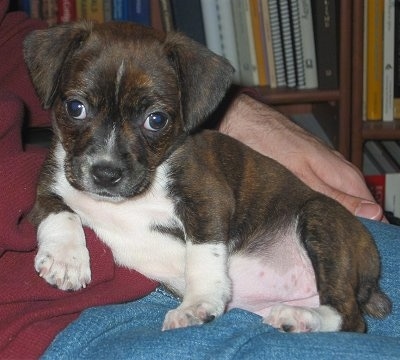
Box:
[227,234,319,317]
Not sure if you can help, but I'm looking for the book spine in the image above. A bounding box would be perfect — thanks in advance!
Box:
[216,0,241,83]
[159,0,174,32]
[201,0,223,55]
[40,0,58,25]
[104,0,113,22]
[260,0,277,88]
[383,0,395,121]
[170,0,206,45]
[393,0,400,119]
[268,0,286,87]
[365,175,385,208]
[57,0,77,23]
[128,0,151,25]
[311,0,338,89]
[297,0,318,88]
[289,0,305,88]
[113,0,129,21]
[249,0,268,86]
[366,0,384,120]
[278,0,296,88]
[232,0,259,85]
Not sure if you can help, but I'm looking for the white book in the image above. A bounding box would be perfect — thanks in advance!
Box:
[298,0,318,88]
[232,0,259,85]
[268,0,286,87]
[216,0,241,84]
[201,0,223,55]
[385,173,400,217]
[279,0,297,87]
[383,0,395,121]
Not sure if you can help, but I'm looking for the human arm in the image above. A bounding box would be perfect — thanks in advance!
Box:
[219,94,384,222]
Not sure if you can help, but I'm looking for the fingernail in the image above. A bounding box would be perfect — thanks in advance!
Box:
[355,201,382,220]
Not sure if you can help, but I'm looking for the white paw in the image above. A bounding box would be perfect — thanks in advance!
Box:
[35,212,91,291]
[162,302,219,330]
[264,304,342,333]
[35,242,91,291]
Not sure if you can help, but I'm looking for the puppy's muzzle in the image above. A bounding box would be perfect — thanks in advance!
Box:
[91,161,123,188]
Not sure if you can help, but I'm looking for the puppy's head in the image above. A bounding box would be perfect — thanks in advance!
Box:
[23,22,233,200]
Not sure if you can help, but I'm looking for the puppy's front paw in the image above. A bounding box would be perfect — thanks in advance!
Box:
[264,304,342,332]
[35,212,91,291]
[162,302,219,330]
[35,243,91,291]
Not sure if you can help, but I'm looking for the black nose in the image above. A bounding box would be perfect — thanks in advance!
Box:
[91,162,123,188]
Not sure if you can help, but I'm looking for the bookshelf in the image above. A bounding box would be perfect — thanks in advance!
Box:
[351,0,400,169]
[256,0,352,158]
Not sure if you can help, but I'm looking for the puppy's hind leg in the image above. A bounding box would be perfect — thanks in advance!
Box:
[296,196,388,332]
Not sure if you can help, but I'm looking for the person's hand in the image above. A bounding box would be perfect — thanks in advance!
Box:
[219,94,384,222]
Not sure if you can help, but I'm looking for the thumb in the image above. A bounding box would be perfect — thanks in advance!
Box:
[333,190,383,221]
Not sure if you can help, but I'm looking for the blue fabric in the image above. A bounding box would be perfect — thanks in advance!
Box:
[43,219,400,359]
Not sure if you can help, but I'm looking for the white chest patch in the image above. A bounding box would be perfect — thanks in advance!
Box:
[53,146,186,293]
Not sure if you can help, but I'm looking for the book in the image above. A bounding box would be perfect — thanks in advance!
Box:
[364,141,400,173]
[159,0,174,32]
[201,0,223,55]
[365,0,384,120]
[113,0,128,20]
[365,173,400,219]
[268,0,286,87]
[128,0,151,25]
[249,0,268,86]
[365,174,385,207]
[289,0,305,88]
[278,0,297,87]
[80,0,105,23]
[382,0,395,121]
[216,0,241,84]
[259,0,277,88]
[201,0,241,84]
[311,0,338,89]
[381,140,400,168]
[297,0,318,89]
[57,0,77,23]
[170,0,206,45]
[393,0,400,118]
[232,0,259,85]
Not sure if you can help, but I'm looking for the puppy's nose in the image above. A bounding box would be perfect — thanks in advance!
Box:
[91,162,123,187]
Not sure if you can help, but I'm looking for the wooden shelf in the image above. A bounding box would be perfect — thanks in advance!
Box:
[256,88,340,105]
[363,120,400,140]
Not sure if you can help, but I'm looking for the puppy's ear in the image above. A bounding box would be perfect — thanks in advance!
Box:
[23,22,92,109]
[164,32,234,132]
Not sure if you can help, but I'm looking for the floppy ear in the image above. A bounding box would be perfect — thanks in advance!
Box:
[164,32,234,132]
[23,22,92,109]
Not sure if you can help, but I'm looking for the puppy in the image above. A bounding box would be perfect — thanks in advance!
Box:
[24,21,391,332]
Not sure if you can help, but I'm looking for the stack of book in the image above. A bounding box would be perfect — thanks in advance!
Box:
[17,0,339,89]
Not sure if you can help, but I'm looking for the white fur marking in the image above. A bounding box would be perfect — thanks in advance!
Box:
[265,304,342,332]
[162,242,231,330]
[115,60,125,102]
[35,211,91,290]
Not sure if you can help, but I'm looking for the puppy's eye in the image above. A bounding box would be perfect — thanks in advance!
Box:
[66,100,87,120]
[144,112,168,131]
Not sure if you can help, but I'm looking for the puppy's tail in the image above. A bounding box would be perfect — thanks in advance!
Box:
[360,287,392,319]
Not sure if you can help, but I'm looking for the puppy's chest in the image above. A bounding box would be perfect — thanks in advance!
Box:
[55,166,187,287]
